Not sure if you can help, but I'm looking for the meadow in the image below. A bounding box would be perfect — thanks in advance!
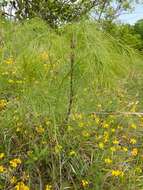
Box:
[1,18,143,190]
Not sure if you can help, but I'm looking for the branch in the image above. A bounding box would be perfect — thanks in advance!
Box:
[98,0,108,21]
[1,11,15,17]
[91,111,143,116]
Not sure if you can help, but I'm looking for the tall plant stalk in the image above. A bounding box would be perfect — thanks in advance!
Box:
[64,33,76,124]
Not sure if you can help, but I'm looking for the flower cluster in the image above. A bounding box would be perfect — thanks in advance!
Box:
[0,99,7,110]
[10,158,22,168]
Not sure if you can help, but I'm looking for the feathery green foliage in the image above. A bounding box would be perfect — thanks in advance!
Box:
[0,19,143,190]
[0,19,142,115]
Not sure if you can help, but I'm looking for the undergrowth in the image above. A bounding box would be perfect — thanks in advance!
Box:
[0,18,143,190]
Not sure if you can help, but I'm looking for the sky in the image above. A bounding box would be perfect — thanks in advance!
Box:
[119,4,143,25]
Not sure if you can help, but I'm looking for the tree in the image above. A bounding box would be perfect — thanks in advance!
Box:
[1,0,99,27]
[134,19,143,39]
[95,0,133,22]
[102,21,143,51]
[0,0,141,28]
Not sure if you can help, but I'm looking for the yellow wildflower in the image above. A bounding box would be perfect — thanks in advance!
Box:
[81,179,89,188]
[10,176,17,184]
[110,146,116,152]
[130,138,137,144]
[69,150,76,156]
[103,123,109,128]
[35,125,45,134]
[111,128,115,132]
[0,165,5,173]
[122,147,128,152]
[16,127,21,132]
[104,136,109,143]
[131,148,138,156]
[130,105,136,112]
[0,153,5,159]
[55,145,62,154]
[117,125,123,130]
[40,51,49,61]
[99,142,104,149]
[15,182,30,190]
[45,184,52,190]
[79,122,84,127]
[104,131,109,136]
[103,131,109,143]
[0,99,7,110]
[95,117,100,124]
[10,158,22,168]
[75,113,83,120]
[130,124,137,129]
[113,140,119,145]
[104,158,112,164]
[45,120,51,126]
[5,57,14,65]
[111,170,124,177]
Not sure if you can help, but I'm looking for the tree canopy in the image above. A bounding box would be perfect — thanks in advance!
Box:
[0,0,140,27]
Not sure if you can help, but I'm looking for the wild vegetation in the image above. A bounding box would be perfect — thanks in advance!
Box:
[0,18,143,190]
[0,0,133,27]
[1,1,143,190]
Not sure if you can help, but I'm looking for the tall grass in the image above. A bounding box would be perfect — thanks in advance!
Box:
[0,18,143,190]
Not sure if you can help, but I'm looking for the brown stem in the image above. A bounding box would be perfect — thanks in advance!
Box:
[64,34,76,124]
